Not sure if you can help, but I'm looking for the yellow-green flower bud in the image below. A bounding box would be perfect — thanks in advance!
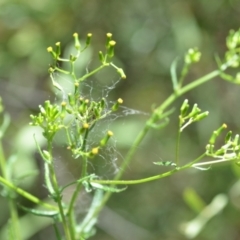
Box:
[107,40,116,58]
[233,134,239,146]
[180,99,189,116]
[112,98,123,111]
[73,32,81,50]
[68,93,75,106]
[99,51,105,63]
[100,130,114,146]
[225,131,232,143]
[55,42,61,56]
[60,101,67,118]
[106,33,113,48]
[47,46,56,58]
[188,104,201,118]
[87,147,99,158]
[86,33,92,46]
[209,124,227,144]
[193,111,209,121]
[117,68,126,79]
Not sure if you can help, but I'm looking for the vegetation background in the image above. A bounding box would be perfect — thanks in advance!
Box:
[0,0,240,239]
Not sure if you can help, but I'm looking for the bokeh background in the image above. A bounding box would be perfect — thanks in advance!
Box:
[1,0,240,239]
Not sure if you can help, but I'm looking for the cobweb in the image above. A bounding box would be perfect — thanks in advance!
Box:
[51,66,150,180]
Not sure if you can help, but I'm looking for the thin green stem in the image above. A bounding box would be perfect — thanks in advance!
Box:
[8,200,21,240]
[67,181,81,238]
[115,124,151,181]
[0,176,58,210]
[91,153,206,185]
[80,68,223,232]
[81,129,89,178]
[176,70,220,97]
[178,62,190,88]
[0,141,21,240]
[47,142,72,240]
[78,153,206,234]
[175,128,181,165]
[78,64,108,82]
[115,69,221,181]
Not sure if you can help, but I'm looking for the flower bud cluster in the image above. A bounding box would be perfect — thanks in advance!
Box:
[184,48,201,64]
[179,99,209,131]
[206,124,240,163]
[63,96,121,158]
[225,29,240,68]
[29,100,63,140]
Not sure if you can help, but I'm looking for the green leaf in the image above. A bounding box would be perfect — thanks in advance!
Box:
[0,113,10,139]
[170,57,179,91]
[18,204,59,218]
[153,161,177,167]
[90,182,127,192]
[183,187,206,213]
[192,165,211,171]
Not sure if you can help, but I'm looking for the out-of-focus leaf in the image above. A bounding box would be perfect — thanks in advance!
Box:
[183,188,206,213]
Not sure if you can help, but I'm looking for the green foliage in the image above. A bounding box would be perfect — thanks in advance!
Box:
[0,29,240,239]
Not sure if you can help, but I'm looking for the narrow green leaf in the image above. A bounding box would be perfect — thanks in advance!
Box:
[192,165,211,171]
[214,53,223,70]
[170,57,179,91]
[18,204,59,218]
[153,161,177,167]
[90,182,127,192]
[183,188,206,213]
[149,118,169,129]
[0,113,10,139]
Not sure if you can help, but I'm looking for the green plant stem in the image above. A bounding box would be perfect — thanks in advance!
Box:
[78,64,108,82]
[117,69,221,180]
[175,128,181,165]
[81,68,224,232]
[0,176,57,210]
[78,154,206,234]
[0,142,21,240]
[81,129,89,178]
[47,142,72,240]
[91,153,206,185]
[178,62,190,88]
[67,181,82,239]
[8,199,21,240]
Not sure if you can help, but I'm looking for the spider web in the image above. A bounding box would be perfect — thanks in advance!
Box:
[51,68,149,179]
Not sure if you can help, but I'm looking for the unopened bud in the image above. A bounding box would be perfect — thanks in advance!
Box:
[73,32,81,50]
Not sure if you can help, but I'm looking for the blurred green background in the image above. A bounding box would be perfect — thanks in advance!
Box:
[1,0,240,239]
